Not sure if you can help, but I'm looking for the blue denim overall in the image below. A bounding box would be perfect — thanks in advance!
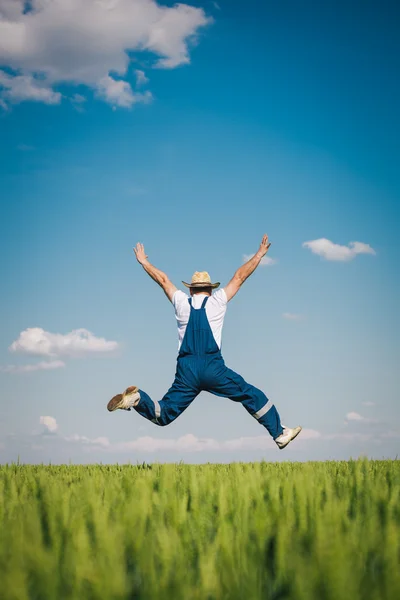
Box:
[135,296,283,439]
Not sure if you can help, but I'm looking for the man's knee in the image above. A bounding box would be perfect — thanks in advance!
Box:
[250,385,268,404]
[153,413,172,427]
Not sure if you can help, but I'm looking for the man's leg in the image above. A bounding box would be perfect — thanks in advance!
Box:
[135,377,199,426]
[205,364,284,439]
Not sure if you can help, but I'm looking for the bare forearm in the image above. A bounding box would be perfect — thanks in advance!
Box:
[133,242,177,301]
[140,259,168,287]
[224,235,271,301]
[233,251,264,284]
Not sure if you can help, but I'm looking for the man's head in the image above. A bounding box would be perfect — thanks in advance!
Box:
[182,271,220,296]
[190,286,212,297]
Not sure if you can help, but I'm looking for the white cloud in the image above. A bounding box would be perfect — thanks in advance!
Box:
[344,411,375,425]
[282,313,303,320]
[9,327,118,357]
[40,416,58,433]
[0,0,23,20]
[362,401,375,407]
[135,69,149,86]
[96,74,152,108]
[243,254,277,266]
[302,238,376,261]
[0,71,62,104]
[0,360,65,373]
[0,0,211,108]
[346,411,365,421]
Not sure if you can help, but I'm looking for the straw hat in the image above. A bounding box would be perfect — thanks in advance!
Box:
[182,271,220,289]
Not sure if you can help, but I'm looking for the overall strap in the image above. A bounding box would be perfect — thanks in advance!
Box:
[201,296,209,309]
[188,298,193,308]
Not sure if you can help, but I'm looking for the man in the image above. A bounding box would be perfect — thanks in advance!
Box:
[107,234,301,449]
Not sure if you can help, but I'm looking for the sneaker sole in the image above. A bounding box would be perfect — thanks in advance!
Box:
[277,426,302,450]
[107,386,139,412]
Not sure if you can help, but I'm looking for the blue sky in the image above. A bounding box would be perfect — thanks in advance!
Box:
[1,0,399,463]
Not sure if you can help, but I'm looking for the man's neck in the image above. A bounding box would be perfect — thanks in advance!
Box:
[191,292,211,297]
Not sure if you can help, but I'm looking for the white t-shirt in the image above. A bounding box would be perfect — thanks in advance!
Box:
[172,289,228,350]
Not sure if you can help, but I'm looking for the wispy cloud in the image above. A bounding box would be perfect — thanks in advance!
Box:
[72,94,86,104]
[10,328,118,357]
[326,432,374,442]
[302,239,376,261]
[243,254,277,266]
[70,93,87,112]
[117,434,219,453]
[135,70,149,87]
[346,411,366,421]
[344,411,375,425]
[282,313,304,321]
[64,434,110,448]
[0,0,211,109]
[0,360,65,374]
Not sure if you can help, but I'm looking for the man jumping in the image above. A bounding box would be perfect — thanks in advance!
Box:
[107,234,301,450]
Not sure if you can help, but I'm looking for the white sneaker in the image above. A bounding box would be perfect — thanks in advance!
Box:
[275,425,302,449]
[107,386,140,412]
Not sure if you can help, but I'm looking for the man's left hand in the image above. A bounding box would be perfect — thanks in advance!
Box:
[134,242,148,265]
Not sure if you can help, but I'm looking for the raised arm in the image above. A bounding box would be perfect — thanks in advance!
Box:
[224,234,271,301]
[134,242,177,302]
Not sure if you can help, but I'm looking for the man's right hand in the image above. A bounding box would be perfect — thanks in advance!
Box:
[133,242,149,265]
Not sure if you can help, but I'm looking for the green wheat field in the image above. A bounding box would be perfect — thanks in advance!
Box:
[1,460,399,600]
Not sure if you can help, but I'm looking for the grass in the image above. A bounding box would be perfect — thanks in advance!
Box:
[0,460,399,599]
